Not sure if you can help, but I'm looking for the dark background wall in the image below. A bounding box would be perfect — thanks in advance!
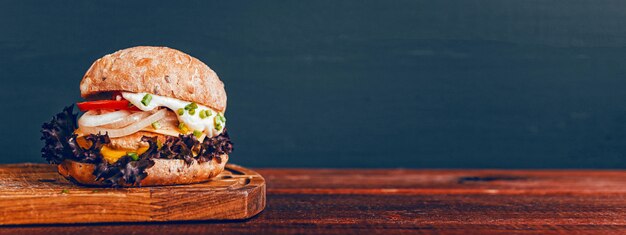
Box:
[2,0,626,168]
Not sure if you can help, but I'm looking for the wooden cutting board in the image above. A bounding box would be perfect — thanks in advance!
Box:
[0,163,265,225]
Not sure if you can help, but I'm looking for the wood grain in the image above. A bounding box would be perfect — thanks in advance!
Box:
[0,166,625,234]
[0,164,265,225]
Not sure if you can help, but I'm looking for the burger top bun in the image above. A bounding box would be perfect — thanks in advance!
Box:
[80,46,227,112]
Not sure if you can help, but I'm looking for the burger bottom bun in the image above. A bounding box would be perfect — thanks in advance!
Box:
[57,155,228,187]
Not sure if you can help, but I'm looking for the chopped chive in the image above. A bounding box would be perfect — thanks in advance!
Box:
[141,94,152,106]
[189,109,196,115]
[214,114,226,130]
[206,110,212,116]
[177,108,185,116]
[178,123,188,133]
[193,130,202,138]
[199,110,207,119]
[184,102,198,110]
[127,152,139,161]
[156,139,163,149]
[61,189,69,194]
[151,121,161,129]
[214,118,223,130]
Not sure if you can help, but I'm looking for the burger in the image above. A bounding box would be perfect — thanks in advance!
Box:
[40,46,234,187]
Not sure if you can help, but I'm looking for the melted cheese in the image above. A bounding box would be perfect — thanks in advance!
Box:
[100,145,149,163]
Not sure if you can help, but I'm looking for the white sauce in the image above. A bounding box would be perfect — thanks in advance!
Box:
[122,92,225,137]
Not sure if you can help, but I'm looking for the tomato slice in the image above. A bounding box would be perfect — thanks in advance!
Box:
[76,100,140,111]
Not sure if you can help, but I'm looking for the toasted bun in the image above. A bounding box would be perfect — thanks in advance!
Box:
[57,155,228,187]
[80,46,227,112]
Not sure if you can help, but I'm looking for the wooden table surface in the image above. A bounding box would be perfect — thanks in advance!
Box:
[1,168,625,234]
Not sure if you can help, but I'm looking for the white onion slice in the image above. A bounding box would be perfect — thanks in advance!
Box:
[79,109,167,138]
[78,110,131,127]
[100,111,151,129]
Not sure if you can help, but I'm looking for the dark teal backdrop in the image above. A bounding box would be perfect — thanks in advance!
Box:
[2,1,626,168]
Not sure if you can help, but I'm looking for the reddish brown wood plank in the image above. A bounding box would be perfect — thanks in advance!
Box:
[0,165,625,234]
[1,193,625,234]
[258,169,626,194]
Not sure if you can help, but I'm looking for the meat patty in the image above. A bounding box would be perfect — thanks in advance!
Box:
[108,131,167,149]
